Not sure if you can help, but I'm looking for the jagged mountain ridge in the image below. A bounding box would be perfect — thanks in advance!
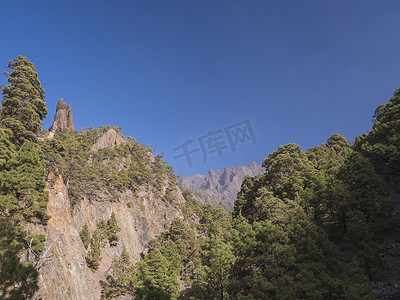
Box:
[181,162,265,210]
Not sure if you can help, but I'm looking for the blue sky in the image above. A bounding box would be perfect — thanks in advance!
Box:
[1,0,400,176]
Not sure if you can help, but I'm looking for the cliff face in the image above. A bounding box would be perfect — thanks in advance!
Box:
[181,162,265,210]
[34,132,186,299]
[50,99,75,132]
[90,129,126,152]
[34,170,97,299]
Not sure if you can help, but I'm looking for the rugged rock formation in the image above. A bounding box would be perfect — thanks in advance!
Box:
[90,129,126,152]
[33,170,97,299]
[34,166,186,299]
[33,127,186,299]
[181,162,265,210]
[50,99,75,132]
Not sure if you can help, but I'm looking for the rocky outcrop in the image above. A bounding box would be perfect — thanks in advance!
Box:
[34,170,97,299]
[181,162,265,210]
[90,129,126,152]
[35,168,186,299]
[50,99,75,132]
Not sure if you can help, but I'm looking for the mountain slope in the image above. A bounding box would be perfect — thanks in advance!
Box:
[33,163,186,299]
[32,104,194,298]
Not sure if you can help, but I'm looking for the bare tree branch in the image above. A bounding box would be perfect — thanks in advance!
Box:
[26,226,61,271]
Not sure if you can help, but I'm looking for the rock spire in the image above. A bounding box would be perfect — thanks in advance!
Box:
[51,99,75,132]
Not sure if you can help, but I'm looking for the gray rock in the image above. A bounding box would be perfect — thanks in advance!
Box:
[50,98,75,132]
[181,161,265,210]
[35,164,187,299]
[90,129,126,152]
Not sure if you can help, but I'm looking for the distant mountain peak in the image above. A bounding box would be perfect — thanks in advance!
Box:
[181,162,265,210]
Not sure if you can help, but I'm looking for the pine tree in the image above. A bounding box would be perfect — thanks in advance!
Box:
[231,136,383,299]
[167,217,199,265]
[103,247,135,299]
[135,248,180,299]
[86,230,102,271]
[0,141,50,226]
[0,56,49,298]
[79,224,91,250]
[159,240,182,277]
[107,212,121,247]
[355,88,400,175]
[96,219,109,243]
[194,235,235,300]
[1,56,47,137]
[0,218,39,298]
[337,151,394,229]
[0,129,15,170]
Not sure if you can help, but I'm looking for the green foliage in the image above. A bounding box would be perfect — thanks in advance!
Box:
[0,218,39,299]
[198,204,232,238]
[180,188,203,221]
[232,134,392,299]
[232,197,337,299]
[160,240,182,276]
[107,212,121,247]
[0,130,15,171]
[342,263,376,299]
[337,152,394,231]
[1,56,47,145]
[103,247,135,299]
[344,221,384,281]
[355,88,400,175]
[96,219,109,243]
[39,126,179,208]
[79,224,91,249]
[135,248,180,299]
[0,116,37,147]
[0,56,49,298]
[192,234,235,300]
[86,230,102,271]
[167,218,199,265]
[83,213,121,271]
[103,244,180,299]
[27,233,46,255]
[0,141,50,226]
[188,204,234,300]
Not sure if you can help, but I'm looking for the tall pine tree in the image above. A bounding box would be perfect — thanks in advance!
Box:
[0,141,50,226]
[1,56,47,145]
[0,56,49,297]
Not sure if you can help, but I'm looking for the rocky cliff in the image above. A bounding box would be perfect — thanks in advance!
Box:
[181,162,265,210]
[34,128,188,299]
[50,99,75,132]
[90,129,126,152]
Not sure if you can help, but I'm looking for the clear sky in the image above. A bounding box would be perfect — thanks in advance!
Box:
[1,0,400,176]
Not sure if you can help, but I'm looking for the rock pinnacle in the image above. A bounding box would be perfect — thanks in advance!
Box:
[51,98,75,132]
